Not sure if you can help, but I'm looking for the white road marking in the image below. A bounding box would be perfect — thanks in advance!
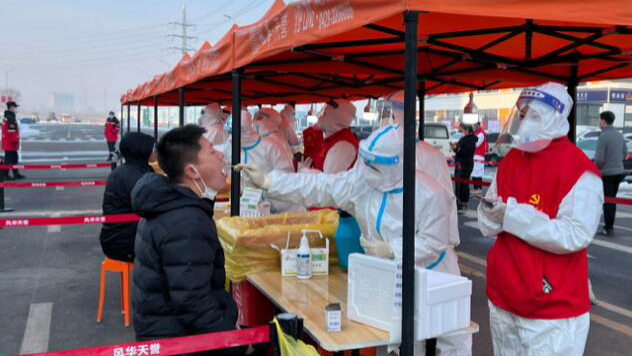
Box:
[46,225,61,233]
[19,302,53,354]
[591,238,632,255]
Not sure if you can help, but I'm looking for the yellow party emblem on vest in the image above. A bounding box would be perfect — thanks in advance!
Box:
[529,194,541,206]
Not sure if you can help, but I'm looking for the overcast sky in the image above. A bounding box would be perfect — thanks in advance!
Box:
[0,0,287,114]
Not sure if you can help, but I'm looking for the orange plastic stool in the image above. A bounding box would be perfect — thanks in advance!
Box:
[97,257,133,327]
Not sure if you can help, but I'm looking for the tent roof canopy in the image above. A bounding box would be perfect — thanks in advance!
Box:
[122,0,632,105]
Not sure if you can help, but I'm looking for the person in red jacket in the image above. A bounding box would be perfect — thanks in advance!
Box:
[477,83,603,356]
[2,101,24,180]
[472,122,488,192]
[104,111,120,161]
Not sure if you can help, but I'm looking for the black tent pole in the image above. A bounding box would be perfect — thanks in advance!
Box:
[402,10,419,356]
[418,81,426,141]
[153,95,159,139]
[127,104,131,133]
[179,88,185,127]
[231,69,243,217]
[137,101,141,133]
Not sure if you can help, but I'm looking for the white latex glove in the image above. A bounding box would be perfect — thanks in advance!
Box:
[360,236,394,259]
[480,197,506,225]
[297,157,313,171]
[234,164,270,189]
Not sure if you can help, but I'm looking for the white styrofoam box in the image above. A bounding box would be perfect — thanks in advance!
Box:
[347,253,471,342]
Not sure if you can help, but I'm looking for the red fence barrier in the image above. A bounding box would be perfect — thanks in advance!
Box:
[0,180,107,188]
[11,326,269,356]
[0,162,112,170]
[0,214,140,228]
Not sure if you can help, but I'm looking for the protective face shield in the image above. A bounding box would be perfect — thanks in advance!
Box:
[316,99,356,137]
[253,108,283,137]
[224,110,257,142]
[376,90,405,127]
[358,124,403,191]
[499,83,571,153]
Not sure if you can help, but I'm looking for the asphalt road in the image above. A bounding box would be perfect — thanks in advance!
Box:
[0,124,630,355]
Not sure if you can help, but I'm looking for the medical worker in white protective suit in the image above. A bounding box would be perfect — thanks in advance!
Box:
[253,108,294,157]
[477,82,603,356]
[221,109,300,213]
[238,124,470,356]
[279,104,302,154]
[300,99,359,173]
[198,102,228,145]
[379,90,453,192]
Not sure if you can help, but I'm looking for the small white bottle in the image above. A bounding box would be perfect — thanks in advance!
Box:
[296,231,312,279]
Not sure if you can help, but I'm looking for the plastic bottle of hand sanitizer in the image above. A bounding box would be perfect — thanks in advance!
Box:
[296,231,312,279]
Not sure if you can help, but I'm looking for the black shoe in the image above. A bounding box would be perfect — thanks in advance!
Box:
[12,173,25,180]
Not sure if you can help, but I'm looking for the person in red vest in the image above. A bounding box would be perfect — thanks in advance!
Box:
[301,99,358,173]
[104,111,120,162]
[472,122,488,192]
[2,101,25,180]
[477,82,603,356]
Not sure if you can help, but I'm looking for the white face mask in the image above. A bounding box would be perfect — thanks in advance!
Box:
[190,165,217,200]
[515,110,550,152]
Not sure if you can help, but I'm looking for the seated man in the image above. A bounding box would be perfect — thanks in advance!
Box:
[131,125,245,356]
[99,132,156,262]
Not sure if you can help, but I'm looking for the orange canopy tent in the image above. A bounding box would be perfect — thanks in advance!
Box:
[123,0,632,106]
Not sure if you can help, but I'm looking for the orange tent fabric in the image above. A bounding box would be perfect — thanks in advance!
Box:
[122,0,632,105]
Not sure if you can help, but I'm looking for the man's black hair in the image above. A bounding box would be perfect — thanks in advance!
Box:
[600,111,615,125]
[460,122,474,134]
[156,124,207,182]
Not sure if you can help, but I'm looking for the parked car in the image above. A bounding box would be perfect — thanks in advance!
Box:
[19,117,37,124]
[449,130,463,144]
[485,132,514,164]
[577,130,601,141]
[577,138,598,160]
[424,123,451,158]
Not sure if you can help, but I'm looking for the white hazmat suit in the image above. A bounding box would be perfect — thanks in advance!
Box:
[385,90,454,193]
[222,110,298,213]
[198,102,228,146]
[478,82,603,356]
[279,104,302,153]
[240,124,470,355]
[253,108,294,156]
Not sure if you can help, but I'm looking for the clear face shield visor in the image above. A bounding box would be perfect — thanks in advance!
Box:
[375,99,403,127]
[498,89,566,152]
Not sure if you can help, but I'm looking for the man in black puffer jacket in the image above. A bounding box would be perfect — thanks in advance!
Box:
[131,125,244,356]
[99,132,156,262]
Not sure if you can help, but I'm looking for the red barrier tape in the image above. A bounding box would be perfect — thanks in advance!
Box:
[0,162,112,169]
[13,326,269,356]
[0,180,107,188]
[451,176,632,205]
[0,214,140,227]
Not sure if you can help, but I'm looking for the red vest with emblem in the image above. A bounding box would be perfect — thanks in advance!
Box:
[312,127,359,172]
[302,126,324,163]
[487,138,600,319]
[474,127,488,156]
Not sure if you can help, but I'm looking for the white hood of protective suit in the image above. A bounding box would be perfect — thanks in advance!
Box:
[254,108,283,137]
[317,100,356,137]
[358,124,403,191]
[515,82,572,150]
[240,110,260,147]
[198,102,222,126]
[280,104,301,147]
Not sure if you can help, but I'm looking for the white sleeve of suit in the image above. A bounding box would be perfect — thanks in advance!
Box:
[477,176,503,237]
[323,141,356,174]
[476,133,484,147]
[502,172,603,254]
[267,169,358,211]
[413,187,454,265]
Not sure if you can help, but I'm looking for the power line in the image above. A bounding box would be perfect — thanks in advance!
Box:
[192,0,271,37]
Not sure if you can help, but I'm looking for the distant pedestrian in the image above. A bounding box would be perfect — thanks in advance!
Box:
[594,111,627,236]
[104,111,120,161]
[1,101,25,180]
[99,132,156,262]
[452,123,476,211]
[472,122,488,192]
